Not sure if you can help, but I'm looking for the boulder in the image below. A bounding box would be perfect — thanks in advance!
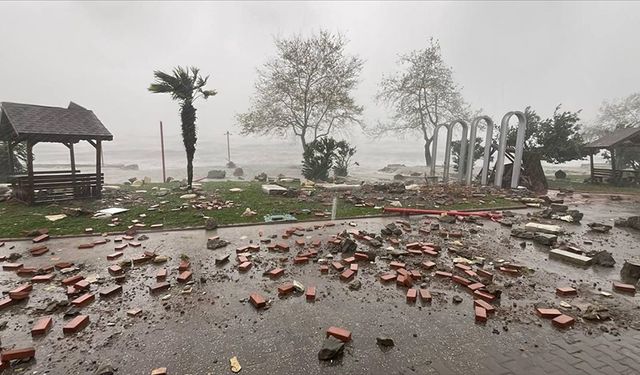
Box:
[589,251,616,267]
[340,238,357,253]
[318,336,345,360]
[207,170,226,179]
[621,260,640,282]
[554,170,567,179]
[533,233,557,246]
[205,218,218,231]
[254,172,268,182]
[207,237,229,250]
[615,216,640,230]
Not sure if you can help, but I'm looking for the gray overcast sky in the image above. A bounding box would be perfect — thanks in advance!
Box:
[1,1,639,149]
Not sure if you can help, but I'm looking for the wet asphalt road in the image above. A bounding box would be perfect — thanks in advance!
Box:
[0,191,639,374]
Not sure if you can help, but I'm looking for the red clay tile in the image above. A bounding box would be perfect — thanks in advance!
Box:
[63,315,89,334]
[32,234,49,243]
[326,326,352,342]
[62,275,84,285]
[1,347,35,361]
[556,287,577,297]
[406,288,417,303]
[306,286,316,301]
[31,274,54,283]
[31,316,53,336]
[474,290,496,302]
[107,252,123,261]
[419,289,432,303]
[156,268,167,281]
[613,282,636,295]
[421,261,436,270]
[71,293,95,307]
[278,282,294,295]
[238,262,252,272]
[99,285,122,297]
[177,271,192,282]
[380,273,396,283]
[250,293,266,308]
[536,307,562,319]
[268,268,285,278]
[108,265,123,276]
[340,269,355,281]
[149,281,170,293]
[474,299,495,314]
[3,263,23,271]
[475,306,487,323]
[552,314,575,329]
[435,271,452,278]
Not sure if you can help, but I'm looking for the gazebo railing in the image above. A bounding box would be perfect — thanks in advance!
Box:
[10,171,104,204]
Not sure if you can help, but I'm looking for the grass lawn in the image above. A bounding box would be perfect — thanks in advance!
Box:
[547,174,640,194]
[0,181,516,238]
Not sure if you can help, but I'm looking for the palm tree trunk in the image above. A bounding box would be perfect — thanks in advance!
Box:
[180,101,197,188]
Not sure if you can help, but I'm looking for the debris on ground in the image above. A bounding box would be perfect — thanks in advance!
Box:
[318,336,345,360]
[587,250,616,267]
[229,356,241,373]
[587,222,612,233]
[376,336,395,347]
[614,216,640,231]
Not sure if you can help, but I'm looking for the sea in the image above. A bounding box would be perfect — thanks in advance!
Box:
[29,134,599,184]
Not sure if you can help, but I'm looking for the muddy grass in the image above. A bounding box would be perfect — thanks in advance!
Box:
[0,181,515,239]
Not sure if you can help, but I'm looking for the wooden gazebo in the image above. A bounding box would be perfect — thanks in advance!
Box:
[584,127,640,184]
[0,101,113,203]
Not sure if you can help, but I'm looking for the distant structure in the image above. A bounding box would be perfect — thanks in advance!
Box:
[584,127,640,184]
[0,101,113,204]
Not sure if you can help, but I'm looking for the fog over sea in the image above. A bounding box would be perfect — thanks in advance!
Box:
[30,132,598,185]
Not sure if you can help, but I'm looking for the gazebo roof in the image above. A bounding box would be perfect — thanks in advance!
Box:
[585,127,640,149]
[0,101,113,143]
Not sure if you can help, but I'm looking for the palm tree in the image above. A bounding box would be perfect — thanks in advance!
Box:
[148,66,217,188]
[0,141,26,182]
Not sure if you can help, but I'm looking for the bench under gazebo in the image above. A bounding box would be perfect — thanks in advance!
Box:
[584,127,640,184]
[0,101,113,204]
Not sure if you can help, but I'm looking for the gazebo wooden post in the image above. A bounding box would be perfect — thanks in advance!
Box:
[26,139,34,203]
[589,153,594,181]
[66,142,77,198]
[610,147,617,171]
[6,141,14,174]
[95,140,102,198]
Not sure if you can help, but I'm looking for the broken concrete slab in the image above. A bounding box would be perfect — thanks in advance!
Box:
[261,184,288,195]
[533,232,557,246]
[525,223,562,235]
[549,248,593,266]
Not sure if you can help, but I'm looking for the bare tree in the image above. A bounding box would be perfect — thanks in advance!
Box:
[237,30,363,150]
[373,38,471,168]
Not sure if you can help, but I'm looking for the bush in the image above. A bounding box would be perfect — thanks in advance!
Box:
[302,138,357,180]
[334,141,357,177]
[302,138,338,181]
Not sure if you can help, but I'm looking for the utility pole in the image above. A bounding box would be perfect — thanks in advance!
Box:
[160,121,166,183]
[225,131,231,163]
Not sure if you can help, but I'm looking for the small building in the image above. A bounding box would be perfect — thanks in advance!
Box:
[0,101,113,203]
[584,127,640,184]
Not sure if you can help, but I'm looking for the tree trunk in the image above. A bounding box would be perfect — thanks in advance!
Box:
[423,138,433,169]
[180,101,197,188]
